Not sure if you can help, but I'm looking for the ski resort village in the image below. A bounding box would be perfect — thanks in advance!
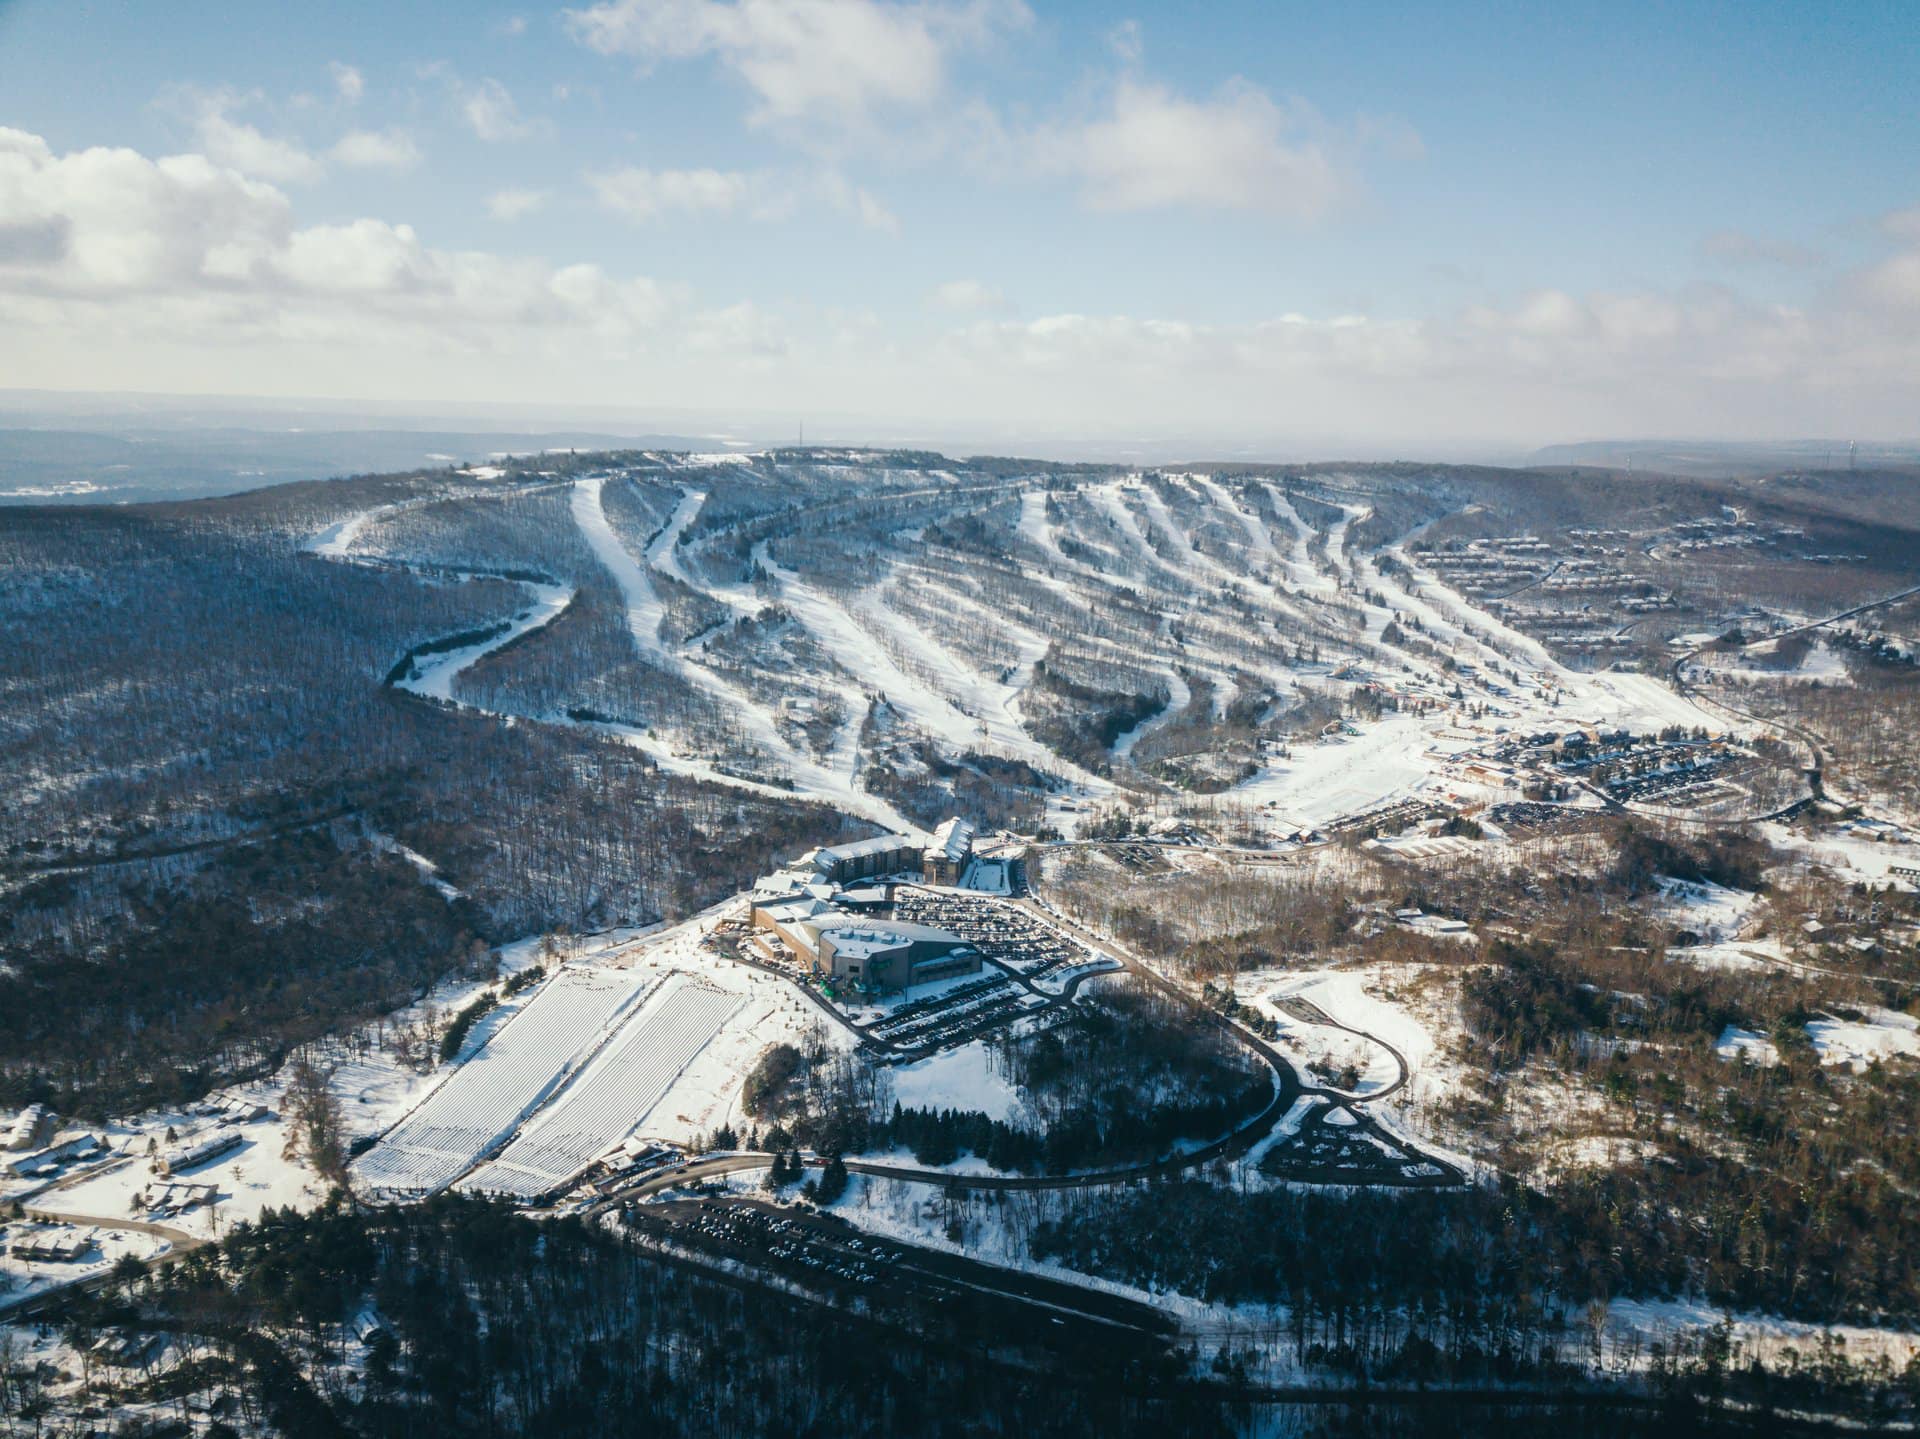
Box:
[8,448,1920,1430]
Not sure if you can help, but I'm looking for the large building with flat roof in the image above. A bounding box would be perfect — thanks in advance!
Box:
[749,895,980,994]
[818,919,980,993]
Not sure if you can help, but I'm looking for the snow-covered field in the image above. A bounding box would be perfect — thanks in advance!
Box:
[458,973,744,1199]
[1805,1006,1920,1070]
[304,458,1769,859]
[354,918,836,1200]
[1655,876,1759,943]
[888,1041,1021,1122]
[396,581,574,703]
[353,965,652,1198]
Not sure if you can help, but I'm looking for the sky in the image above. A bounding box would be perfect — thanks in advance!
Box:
[0,0,1916,457]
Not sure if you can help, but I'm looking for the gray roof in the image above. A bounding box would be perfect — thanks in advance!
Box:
[815,833,918,864]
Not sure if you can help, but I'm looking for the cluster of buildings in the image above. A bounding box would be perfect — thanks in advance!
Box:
[746,818,986,995]
[4,1132,102,1181]
[5,1104,50,1151]
[155,1129,243,1177]
[8,1227,93,1263]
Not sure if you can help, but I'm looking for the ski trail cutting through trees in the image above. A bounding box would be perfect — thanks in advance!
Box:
[573,477,920,834]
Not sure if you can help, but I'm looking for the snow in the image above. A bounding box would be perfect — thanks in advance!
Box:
[574,476,670,652]
[1539,1134,1662,1175]
[645,486,706,584]
[350,915,838,1200]
[0,938,570,1283]
[0,1223,174,1314]
[1715,1025,1781,1066]
[1604,1296,1920,1375]
[396,581,574,703]
[1260,484,1337,594]
[1655,876,1758,943]
[303,501,411,559]
[458,972,744,1199]
[889,1042,1021,1123]
[1231,714,1444,830]
[961,857,1011,894]
[1111,666,1188,761]
[368,831,463,900]
[1805,1007,1920,1071]
[49,1125,323,1246]
[1761,819,1920,888]
[571,476,921,833]
[352,965,654,1197]
[754,540,1105,794]
[1696,638,1853,686]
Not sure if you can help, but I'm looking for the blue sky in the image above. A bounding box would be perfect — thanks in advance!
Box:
[1,0,1916,453]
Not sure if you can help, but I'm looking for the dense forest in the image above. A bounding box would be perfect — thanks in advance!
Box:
[0,466,874,1113]
[9,1197,1230,1438]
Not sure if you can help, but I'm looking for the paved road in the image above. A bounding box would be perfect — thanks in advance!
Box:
[1668,577,1920,812]
[0,1207,206,1320]
[1272,995,1410,1104]
[608,881,1462,1203]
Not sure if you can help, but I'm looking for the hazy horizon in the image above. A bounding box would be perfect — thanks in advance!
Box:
[4,2,1919,453]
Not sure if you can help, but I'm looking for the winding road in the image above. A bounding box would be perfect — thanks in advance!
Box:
[600,869,1464,1207]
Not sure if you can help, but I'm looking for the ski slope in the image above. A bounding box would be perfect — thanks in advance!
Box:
[350,967,652,1199]
[396,582,575,703]
[457,973,743,1199]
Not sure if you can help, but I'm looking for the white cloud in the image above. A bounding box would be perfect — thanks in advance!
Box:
[6,126,1919,449]
[929,278,1002,312]
[852,186,898,234]
[1036,78,1346,217]
[188,91,324,184]
[1861,250,1920,310]
[487,187,549,220]
[329,62,365,104]
[688,299,787,358]
[816,169,898,233]
[565,0,1028,131]
[330,129,422,171]
[1879,206,1920,246]
[0,127,680,344]
[497,15,530,36]
[588,164,894,230]
[463,78,537,141]
[590,166,762,222]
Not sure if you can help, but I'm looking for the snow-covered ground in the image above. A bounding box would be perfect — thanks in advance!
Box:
[1232,715,1448,828]
[1655,876,1759,943]
[0,1221,174,1313]
[457,972,745,1199]
[356,916,835,1199]
[1714,1025,1782,1066]
[1805,1006,1920,1070]
[396,581,574,703]
[571,476,922,833]
[1235,964,1468,1173]
[888,1041,1021,1122]
[1692,638,1853,686]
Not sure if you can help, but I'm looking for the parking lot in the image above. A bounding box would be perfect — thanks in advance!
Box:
[861,974,1042,1050]
[891,889,1090,985]
[617,1195,1178,1352]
